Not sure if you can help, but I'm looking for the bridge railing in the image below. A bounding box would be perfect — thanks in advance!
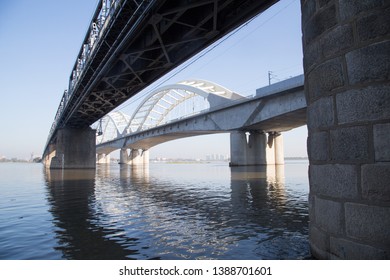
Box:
[44,0,123,150]
[45,90,69,151]
[68,0,121,93]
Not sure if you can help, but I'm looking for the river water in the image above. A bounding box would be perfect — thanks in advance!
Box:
[0,161,310,260]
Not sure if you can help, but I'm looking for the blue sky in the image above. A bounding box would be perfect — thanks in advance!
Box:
[0,0,307,160]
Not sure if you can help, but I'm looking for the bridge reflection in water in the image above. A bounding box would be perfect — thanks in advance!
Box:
[44,169,139,259]
[44,163,309,259]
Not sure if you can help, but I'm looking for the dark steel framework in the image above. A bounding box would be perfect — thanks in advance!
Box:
[45,0,277,152]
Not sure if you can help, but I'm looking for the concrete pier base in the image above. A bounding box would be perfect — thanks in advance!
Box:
[46,127,96,169]
[230,131,284,166]
[119,148,149,166]
[97,153,111,164]
[43,144,56,169]
[274,133,284,165]
[230,131,249,166]
[266,132,284,165]
[119,148,129,164]
[247,131,267,165]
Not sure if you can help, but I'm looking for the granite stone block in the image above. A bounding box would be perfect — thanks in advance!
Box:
[321,24,354,58]
[304,4,337,45]
[330,126,369,161]
[357,8,390,41]
[330,237,389,259]
[339,0,384,22]
[346,41,390,85]
[307,96,334,129]
[310,164,358,199]
[315,197,344,235]
[336,85,390,124]
[307,57,344,100]
[308,131,329,161]
[374,123,390,161]
[345,203,390,242]
[362,163,390,202]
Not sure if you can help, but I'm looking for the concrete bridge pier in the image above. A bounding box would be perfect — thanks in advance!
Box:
[229,131,284,166]
[119,148,129,164]
[119,148,149,166]
[247,131,268,165]
[266,132,285,165]
[43,143,56,169]
[45,127,96,169]
[97,153,111,164]
[302,0,390,259]
[229,131,249,166]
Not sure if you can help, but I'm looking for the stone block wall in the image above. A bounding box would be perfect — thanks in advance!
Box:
[301,0,390,259]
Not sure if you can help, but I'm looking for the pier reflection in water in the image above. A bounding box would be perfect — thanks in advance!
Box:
[44,162,309,259]
[44,169,139,259]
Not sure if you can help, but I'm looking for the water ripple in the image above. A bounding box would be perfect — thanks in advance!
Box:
[0,161,309,259]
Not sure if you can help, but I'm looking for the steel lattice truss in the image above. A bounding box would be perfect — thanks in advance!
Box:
[44,0,277,156]
[96,79,243,144]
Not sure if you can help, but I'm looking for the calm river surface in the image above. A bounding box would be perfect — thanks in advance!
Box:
[0,161,310,260]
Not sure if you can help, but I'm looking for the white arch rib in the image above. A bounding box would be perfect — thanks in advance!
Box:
[96,111,130,144]
[122,79,241,134]
[98,80,243,143]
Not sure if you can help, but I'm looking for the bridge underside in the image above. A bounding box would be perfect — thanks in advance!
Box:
[62,0,278,128]
[96,77,306,154]
[245,108,306,132]
[95,101,306,170]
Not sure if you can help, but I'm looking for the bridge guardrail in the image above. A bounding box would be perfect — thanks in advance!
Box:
[44,0,125,152]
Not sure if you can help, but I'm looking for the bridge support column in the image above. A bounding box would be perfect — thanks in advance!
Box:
[230,131,282,166]
[141,150,149,166]
[229,131,248,166]
[130,149,143,165]
[247,131,267,165]
[266,132,284,165]
[119,148,149,165]
[274,133,284,165]
[49,127,96,169]
[43,144,56,168]
[97,153,110,164]
[302,0,390,259]
[119,148,130,164]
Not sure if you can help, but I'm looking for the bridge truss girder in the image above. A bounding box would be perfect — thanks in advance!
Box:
[60,0,277,129]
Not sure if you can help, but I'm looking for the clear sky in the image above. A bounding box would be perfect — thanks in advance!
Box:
[0,0,307,160]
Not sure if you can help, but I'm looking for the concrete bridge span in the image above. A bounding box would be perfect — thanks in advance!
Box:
[96,75,306,165]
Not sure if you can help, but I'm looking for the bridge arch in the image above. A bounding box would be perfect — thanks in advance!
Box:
[95,79,244,145]
[123,79,243,134]
[96,111,130,144]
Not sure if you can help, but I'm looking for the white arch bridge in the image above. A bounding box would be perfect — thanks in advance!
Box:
[95,75,306,166]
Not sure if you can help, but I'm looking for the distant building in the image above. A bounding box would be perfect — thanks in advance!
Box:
[205,154,229,161]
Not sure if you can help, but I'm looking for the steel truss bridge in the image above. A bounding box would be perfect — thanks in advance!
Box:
[44,0,278,155]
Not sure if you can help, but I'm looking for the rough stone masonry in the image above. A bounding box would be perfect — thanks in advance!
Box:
[301,0,390,259]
